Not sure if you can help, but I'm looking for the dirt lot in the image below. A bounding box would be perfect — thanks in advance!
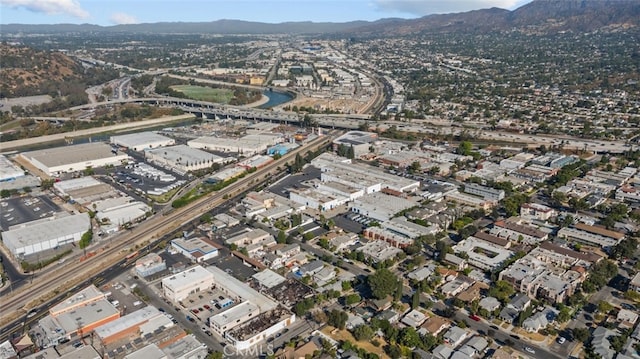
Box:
[1,95,52,112]
[276,95,368,114]
[321,326,389,358]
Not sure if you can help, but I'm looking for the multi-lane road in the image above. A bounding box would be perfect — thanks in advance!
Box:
[0,134,332,331]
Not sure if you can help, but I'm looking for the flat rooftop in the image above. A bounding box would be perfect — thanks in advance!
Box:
[172,237,219,255]
[208,266,277,312]
[162,265,214,292]
[21,142,125,168]
[252,269,286,289]
[50,284,105,315]
[210,301,259,328]
[94,306,162,340]
[111,132,174,147]
[55,299,119,334]
[2,213,90,251]
[147,144,224,164]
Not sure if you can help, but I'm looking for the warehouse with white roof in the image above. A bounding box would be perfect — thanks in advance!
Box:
[110,131,175,151]
[145,145,226,173]
[2,213,90,257]
[20,143,130,176]
[0,155,24,182]
[188,133,282,156]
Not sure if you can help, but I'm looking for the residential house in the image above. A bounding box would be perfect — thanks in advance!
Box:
[459,336,488,357]
[499,293,532,323]
[618,309,639,330]
[443,326,468,347]
[444,253,467,271]
[479,297,501,312]
[377,309,399,324]
[401,309,428,328]
[421,316,451,336]
[431,344,454,359]
[592,326,618,359]
[522,307,558,333]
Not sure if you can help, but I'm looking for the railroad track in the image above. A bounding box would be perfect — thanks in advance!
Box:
[0,135,332,328]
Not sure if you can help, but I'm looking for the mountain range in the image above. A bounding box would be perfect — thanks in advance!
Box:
[1,0,638,36]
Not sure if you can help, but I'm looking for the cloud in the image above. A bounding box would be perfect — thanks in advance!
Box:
[373,0,526,17]
[1,0,89,19]
[109,12,138,25]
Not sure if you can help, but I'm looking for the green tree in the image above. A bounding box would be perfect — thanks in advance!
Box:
[458,141,473,156]
[367,268,400,300]
[411,290,421,309]
[79,230,93,249]
[598,300,614,314]
[488,280,515,303]
[277,230,287,244]
[572,327,590,343]
[327,310,348,330]
[399,327,421,348]
[352,325,374,341]
[0,189,10,198]
[345,294,361,305]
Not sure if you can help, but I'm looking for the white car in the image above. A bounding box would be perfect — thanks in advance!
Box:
[557,337,566,344]
[524,347,535,354]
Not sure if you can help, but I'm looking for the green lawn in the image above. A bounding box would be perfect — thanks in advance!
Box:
[170,85,234,103]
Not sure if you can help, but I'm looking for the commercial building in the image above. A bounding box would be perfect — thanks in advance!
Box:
[267,143,299,156]
[237,155,273,169]
[445,191,496,210]
[2,213,90,257]
[463,183,505,201]
[225,228,274,249]
[204,266,292,350]
[0,155,24,182]
[188,133,282,156]
[161,334,207,359]
[110,131,175,151]
[96,201,151,228]
[171,237,219,263]
[161,265,215,302]
[313,153,420,194]
[135,253,167,277]
[350,192,418,222]
[93,306,170,346]
[145,145,226,173]
[35,285,119,348]
[332,131,378,157]
[20,143,130,176]
[54,177,117,205]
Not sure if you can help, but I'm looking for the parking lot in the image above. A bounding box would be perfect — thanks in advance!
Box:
[106,161,187,198]
[330,212,368,234]
[0,195,60,230]
[268,166,321,198]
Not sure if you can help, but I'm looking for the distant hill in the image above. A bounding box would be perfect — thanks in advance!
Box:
[346,0,640,36]
[1,0,637,36]
[0,19,371,35]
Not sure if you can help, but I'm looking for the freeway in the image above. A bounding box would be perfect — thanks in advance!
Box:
[0,134,333,329]
[0,114,195,152]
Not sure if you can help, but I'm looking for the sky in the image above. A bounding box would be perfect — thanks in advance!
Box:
[0,0,533,26]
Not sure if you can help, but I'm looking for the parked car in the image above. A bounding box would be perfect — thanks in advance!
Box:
[524,347,535,354]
